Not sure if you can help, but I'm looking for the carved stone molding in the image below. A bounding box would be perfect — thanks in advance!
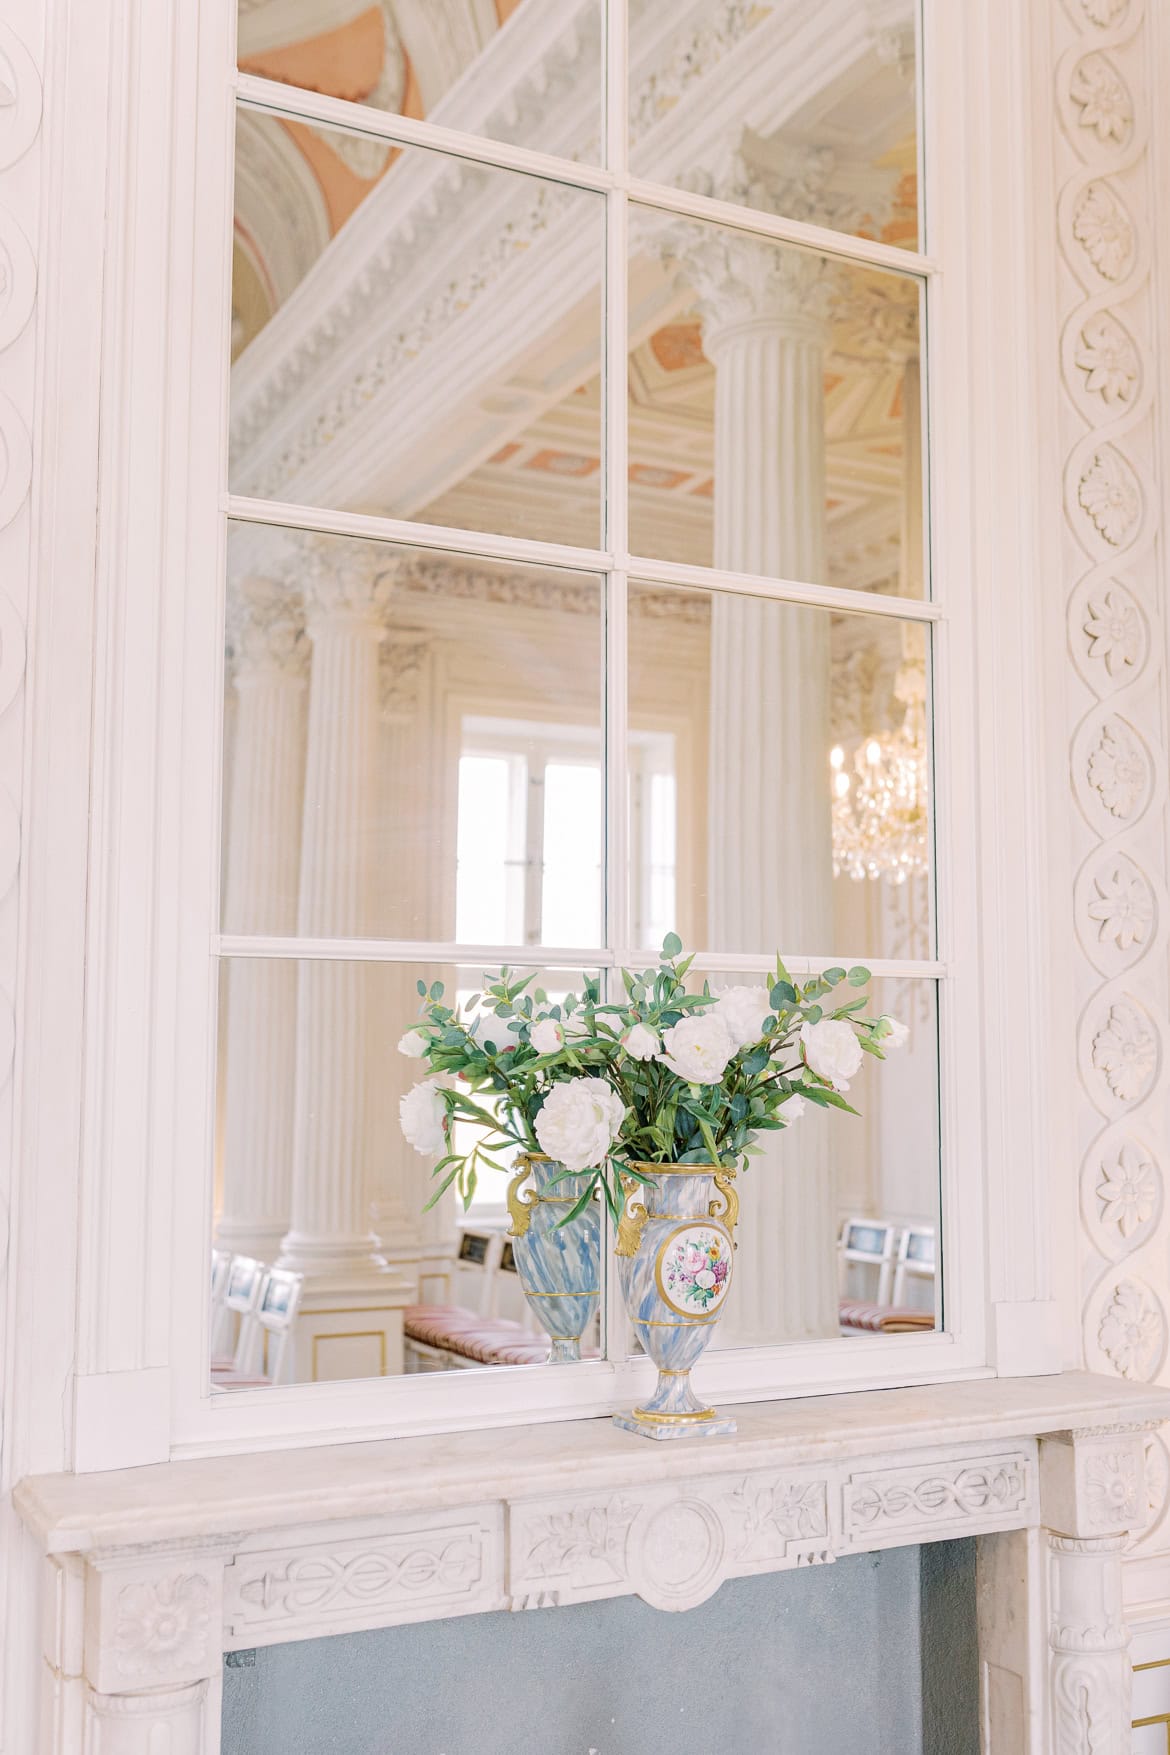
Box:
[16,1376,1170,1749]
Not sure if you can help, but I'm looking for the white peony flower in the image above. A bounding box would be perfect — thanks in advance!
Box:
[878,1015,909,1051]
[714,985,773,1048]
[622,1022,661,1061]
[530,1018,565,1055]
[535,1078,626,1172]
[397,1029,429,1059]
[469,1014,524,1052]
[399,1075,454,1156]
[777,1095,806,1124]
[800,1019,864,1092]
[658,1014,736,1084]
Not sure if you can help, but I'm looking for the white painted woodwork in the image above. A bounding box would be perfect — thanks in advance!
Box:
[5,0,1170,1749]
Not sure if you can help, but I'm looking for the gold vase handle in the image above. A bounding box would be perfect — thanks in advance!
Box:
[614,1173,649,1258]
[506,1162,538,1238]
[709,1167,739,1235]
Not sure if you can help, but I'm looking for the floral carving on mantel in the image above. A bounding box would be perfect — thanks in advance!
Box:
[1097,1279,1164,1381]
[1091,1002,1157,1103]
[1072,181,1135,282]
[1084,1448,1142,1526]
[519,1498,639,1580]
[725,1479,828,1559]
[1086,865,1153,951]
[1085,715,1147,818]
[112,1573,212,1679]
[1083,587,1142,675]
[1069,54,1133,144]
[1078,448,1141,546]
[1075,314,1139,405]
[1096,1141,1158,1238]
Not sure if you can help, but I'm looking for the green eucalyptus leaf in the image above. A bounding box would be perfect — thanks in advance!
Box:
[847,965,872,987]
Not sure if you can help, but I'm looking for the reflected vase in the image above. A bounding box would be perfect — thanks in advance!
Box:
[613,1163,738,1441]
[505,1153,600,1363]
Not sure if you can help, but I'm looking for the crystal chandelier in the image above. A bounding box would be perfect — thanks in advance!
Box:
[831,657,929,884]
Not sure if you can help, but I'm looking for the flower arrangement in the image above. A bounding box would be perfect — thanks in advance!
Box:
[398,936,907,1223]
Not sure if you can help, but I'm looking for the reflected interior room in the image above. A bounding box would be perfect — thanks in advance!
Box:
[211,0,939,1391]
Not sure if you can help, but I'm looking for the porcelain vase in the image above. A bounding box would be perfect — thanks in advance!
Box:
[505,1153,600,1363]
[613,1162,738,1440]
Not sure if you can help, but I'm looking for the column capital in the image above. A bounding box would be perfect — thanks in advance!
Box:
[297,533,400,629]
[226,573,309,680]
[378,631,429,723]
[682,126,898,242]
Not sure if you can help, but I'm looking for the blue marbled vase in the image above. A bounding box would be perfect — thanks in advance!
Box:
[613,1163,739,1440]
[505,1154,600,1363]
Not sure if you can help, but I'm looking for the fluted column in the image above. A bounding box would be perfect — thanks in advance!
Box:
[278,543,410,1379]
[217,575,307,1261]
[683,227,839,1343]
[367,633,458,1303]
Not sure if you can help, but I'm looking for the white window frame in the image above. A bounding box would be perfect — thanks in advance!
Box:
[49,0,1064,1472]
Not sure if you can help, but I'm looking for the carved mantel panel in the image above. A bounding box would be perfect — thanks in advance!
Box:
[15,1375,1170,1753]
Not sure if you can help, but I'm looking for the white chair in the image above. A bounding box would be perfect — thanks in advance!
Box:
[216,1267,303,1387]
[838,1217,899,1305]
[209,1247,232,1358]
[210,1254,267,1378]
[893,1223,937,1311]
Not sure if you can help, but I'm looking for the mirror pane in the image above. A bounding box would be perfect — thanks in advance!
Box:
[627,206,925,584]
[221,522,604,942]
[236,1,603,165]
[630,1,919,252]
[211,958,604,1387]
[686,973,940,1351]
[628,583,934,959]
[229,113,605,547]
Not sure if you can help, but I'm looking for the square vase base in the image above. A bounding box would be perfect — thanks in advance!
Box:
[612,1410,738,1442]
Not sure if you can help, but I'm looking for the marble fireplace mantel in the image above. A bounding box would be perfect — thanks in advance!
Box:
[16,1371,1170,1753]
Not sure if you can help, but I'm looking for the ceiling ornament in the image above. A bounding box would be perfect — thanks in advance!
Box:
[327,3,407,182]
[830,651,929,885]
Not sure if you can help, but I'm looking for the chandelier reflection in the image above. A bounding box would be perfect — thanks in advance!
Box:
[831,658,929,884]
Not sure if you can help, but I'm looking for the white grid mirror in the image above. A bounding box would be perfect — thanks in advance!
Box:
[210,0,943,1399]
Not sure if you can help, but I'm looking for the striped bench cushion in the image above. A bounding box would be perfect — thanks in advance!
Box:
[839,1300,935,1334]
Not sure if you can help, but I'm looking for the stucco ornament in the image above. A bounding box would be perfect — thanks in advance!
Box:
[1086,716,1146,818]
[1091,1003,1156,1102]
[1086,865,1153,950]
[1075,314,1139,405]
[1078,448,1141,546]
[1098,1280,1163,1380]
[113,1573,212,1678]
[1080,0,1129,25]
[1069,53,1133,143]
[1097,1142,1157,1238]
[1083,589,1141,674]
[1072,182,1135,281]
